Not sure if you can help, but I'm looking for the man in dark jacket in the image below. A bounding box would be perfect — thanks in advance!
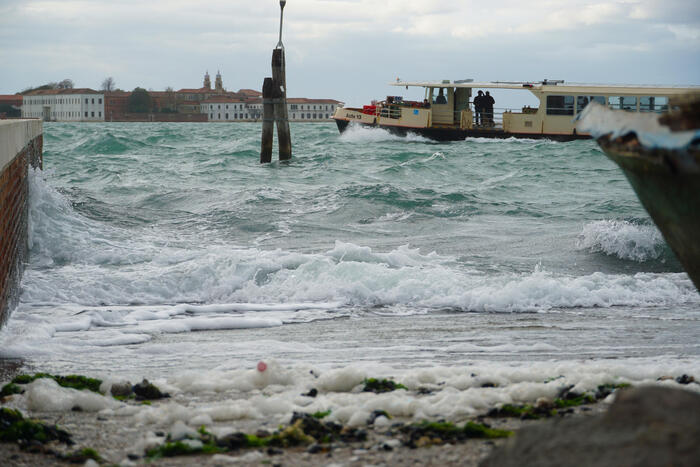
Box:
[484,91,495,126]
[474,90,484,126]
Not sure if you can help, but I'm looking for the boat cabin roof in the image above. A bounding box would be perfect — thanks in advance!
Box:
[390,80,700,95]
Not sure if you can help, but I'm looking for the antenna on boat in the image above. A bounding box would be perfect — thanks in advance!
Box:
[276,0,286,49]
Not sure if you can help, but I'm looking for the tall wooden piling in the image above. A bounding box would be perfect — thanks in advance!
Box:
[272,49,292,160]
[260,0,292,163]
[260,78,274,163]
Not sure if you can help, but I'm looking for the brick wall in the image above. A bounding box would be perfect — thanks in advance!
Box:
[0,120,42,328]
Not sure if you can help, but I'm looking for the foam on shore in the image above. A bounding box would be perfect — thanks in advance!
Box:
[5,360,699,432]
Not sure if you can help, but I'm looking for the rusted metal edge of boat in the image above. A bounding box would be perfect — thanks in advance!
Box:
[578,95,700,291]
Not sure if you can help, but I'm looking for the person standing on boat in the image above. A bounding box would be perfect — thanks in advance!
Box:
[435,88,447,104]
[474,90,484,126]
[484,91,495,126]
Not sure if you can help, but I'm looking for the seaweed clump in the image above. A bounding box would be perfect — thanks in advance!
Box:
[60,447,103,463]
[0,407,73,447]
[1,373,102,396]
[1,373,171,403]
[487,383,632,420]
[401,421,512,448]
[145,412,368,460]
[362,378,408,393]
[487,403,555,420]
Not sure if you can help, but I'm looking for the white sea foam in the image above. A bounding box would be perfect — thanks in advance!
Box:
[22,378,121,412]
[577,219,665,262]
[338,124,430,143]
[5,246,697,362]
[464,137,558,144]
[9,360,698,446]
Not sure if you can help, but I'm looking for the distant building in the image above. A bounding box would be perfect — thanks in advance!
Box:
[201,98,253,121]
[22,89,104,121]
[287,98,342,121]
[15,71,342,123]
[200,96,342,122]
[104,91,130,120]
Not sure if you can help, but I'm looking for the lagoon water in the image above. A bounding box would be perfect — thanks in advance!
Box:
[1,122,699,421]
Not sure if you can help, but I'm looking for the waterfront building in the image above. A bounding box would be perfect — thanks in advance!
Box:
[200,97,342,122]
[287,98,342,121]
[201,97,255,121]
[22,89,104,121]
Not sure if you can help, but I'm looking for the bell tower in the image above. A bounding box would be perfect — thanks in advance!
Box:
[203,71,211,90]
[215,70,223,93]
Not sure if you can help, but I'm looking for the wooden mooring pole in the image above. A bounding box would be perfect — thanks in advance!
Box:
[260,0,292,163]
[260,78,274,163]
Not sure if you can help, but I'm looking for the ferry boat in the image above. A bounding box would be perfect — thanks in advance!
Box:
[332,80,699,141]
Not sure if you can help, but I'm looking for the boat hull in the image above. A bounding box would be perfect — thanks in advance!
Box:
[598,138,700,291]
[334,119,589,142]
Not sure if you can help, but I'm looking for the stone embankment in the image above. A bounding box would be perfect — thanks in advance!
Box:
[0,119,42,327]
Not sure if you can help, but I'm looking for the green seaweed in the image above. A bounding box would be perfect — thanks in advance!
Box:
[554,394,595,408]
[146,439,224,460]
[463,421,513,439]
[243,434,268,447]
[595,383,631,399]
[0,407,73,446]
[265,420,315,448]
[62,447,103,463]
[0,383,23,397]
[487,403,556,420]
[402,420,512,446]
[113,394,135,401]
[362,378,408,393]
[311,410,331,419]
[8,373,103,393]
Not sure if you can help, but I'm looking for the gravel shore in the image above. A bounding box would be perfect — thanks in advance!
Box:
[0,395,606,466]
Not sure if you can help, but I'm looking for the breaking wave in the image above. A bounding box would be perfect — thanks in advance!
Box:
[577,219,666,262]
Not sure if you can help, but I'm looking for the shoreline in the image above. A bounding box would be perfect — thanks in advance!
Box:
[0,389,606,466]
[4,370,697,466]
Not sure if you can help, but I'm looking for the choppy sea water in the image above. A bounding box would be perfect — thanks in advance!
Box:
[1,122,698,422]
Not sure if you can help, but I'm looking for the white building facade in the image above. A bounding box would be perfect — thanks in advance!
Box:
[202,99,253,121]
[201,98,341,122]
[22,89,105,122]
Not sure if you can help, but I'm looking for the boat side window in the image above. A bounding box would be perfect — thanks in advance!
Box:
[576,95,605,113]
[639,96,668,113]
[546,95,574,115]
[608,96,637,111]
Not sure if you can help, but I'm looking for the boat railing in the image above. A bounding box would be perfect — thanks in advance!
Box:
[467,107,515,129]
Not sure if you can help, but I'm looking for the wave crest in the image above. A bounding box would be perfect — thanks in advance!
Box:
[577,220,665,262]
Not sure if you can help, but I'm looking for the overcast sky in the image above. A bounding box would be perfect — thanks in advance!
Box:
[1,0,698,106]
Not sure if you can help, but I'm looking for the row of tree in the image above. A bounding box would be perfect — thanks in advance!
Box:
[21,78,75,94]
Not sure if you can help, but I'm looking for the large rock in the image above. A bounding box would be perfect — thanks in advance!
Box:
[480,385,700,467]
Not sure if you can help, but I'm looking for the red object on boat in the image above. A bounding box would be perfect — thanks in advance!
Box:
[362,105,376,115]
